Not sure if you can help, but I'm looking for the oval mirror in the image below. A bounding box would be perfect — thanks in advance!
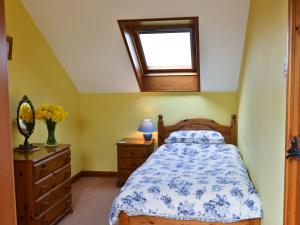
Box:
[16,95,36,150]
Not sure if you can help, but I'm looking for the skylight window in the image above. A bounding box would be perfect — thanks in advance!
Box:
[139,32,192,70]
[118,17,200,92]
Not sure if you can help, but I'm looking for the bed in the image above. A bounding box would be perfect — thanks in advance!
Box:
[109,115,262,225]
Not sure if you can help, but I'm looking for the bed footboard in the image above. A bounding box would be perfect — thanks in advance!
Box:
[119,212,261,225]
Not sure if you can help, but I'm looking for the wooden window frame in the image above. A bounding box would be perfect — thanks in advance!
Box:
[118,17,200,92]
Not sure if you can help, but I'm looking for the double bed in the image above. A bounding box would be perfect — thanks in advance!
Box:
[110,115,262,225]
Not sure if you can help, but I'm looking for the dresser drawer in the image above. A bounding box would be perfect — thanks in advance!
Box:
[118,158,145,169]
[118,146,148,158]
[36,194,72,225]
[34,164,71,199]
[35,178,72,216]
[33,149,71,181]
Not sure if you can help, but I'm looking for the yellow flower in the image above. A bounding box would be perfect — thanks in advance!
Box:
[36,104,68,122]
[19,103,33,122]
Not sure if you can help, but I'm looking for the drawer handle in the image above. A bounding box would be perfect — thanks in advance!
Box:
[40,184,49,192]
[40,165,48,175]
[64,154,71,163]
[65,185,72,193]
[66,198,72,206]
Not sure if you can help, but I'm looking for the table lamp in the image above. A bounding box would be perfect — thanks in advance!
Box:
[138,119,156,141]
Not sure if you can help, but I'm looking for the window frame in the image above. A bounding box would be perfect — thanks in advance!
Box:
[118,17,200,92]
[133,27,196,74]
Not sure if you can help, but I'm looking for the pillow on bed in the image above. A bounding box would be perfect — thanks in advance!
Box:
[165,130,225,144]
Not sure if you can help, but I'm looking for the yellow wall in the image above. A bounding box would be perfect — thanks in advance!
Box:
[80,92,237,171]
[2,0,237,178]
[238,0,287,225]
[5,0,82,175]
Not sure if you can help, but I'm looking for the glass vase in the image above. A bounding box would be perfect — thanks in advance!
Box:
[45,119,58,147]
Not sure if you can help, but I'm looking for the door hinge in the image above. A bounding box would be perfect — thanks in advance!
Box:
[286,136,300,159]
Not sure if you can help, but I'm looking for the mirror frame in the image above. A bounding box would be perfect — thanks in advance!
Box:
[16,95,36,150]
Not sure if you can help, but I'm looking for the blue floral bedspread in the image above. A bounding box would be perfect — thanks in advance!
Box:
[109,143,262,225]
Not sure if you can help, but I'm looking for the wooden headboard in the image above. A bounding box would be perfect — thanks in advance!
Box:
[157,114,237,147]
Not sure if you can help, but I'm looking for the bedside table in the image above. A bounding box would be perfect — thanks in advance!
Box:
[116,138,154,187]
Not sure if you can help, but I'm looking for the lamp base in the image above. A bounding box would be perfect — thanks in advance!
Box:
[143,133,152,141]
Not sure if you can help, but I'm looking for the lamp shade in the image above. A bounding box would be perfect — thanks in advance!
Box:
[138,119,157,133]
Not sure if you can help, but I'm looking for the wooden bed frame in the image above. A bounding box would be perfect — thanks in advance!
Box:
[158,114,238,146]
[119,114,261,225]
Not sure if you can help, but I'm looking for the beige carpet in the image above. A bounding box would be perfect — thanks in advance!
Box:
[58,177,120,225]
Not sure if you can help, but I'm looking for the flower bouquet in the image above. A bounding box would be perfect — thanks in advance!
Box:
[36,104,68,147]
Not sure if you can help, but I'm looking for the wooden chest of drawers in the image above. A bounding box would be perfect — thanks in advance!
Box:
[116,138,154,187]
[13,144,72,225]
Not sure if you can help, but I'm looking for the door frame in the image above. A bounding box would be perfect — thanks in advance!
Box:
[284,0,300,224]
[0,0,17,224]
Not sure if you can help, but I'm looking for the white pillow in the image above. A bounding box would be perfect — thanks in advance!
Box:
[165,130,225,144]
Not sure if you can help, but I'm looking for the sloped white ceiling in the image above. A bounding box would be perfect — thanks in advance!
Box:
[21,0,250,92]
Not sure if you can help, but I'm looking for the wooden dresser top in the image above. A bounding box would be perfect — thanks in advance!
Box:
[116,138,154,147]
[13,144,71,163]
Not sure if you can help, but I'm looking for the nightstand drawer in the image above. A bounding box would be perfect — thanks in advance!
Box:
[118,158,145,169]
[118,146,148,158]
[116,138,154,187]
[118,169,133,180]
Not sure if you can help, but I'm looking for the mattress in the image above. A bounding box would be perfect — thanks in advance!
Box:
[109,143,262,225]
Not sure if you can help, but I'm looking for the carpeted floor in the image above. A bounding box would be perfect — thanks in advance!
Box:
[58,177,120,225]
